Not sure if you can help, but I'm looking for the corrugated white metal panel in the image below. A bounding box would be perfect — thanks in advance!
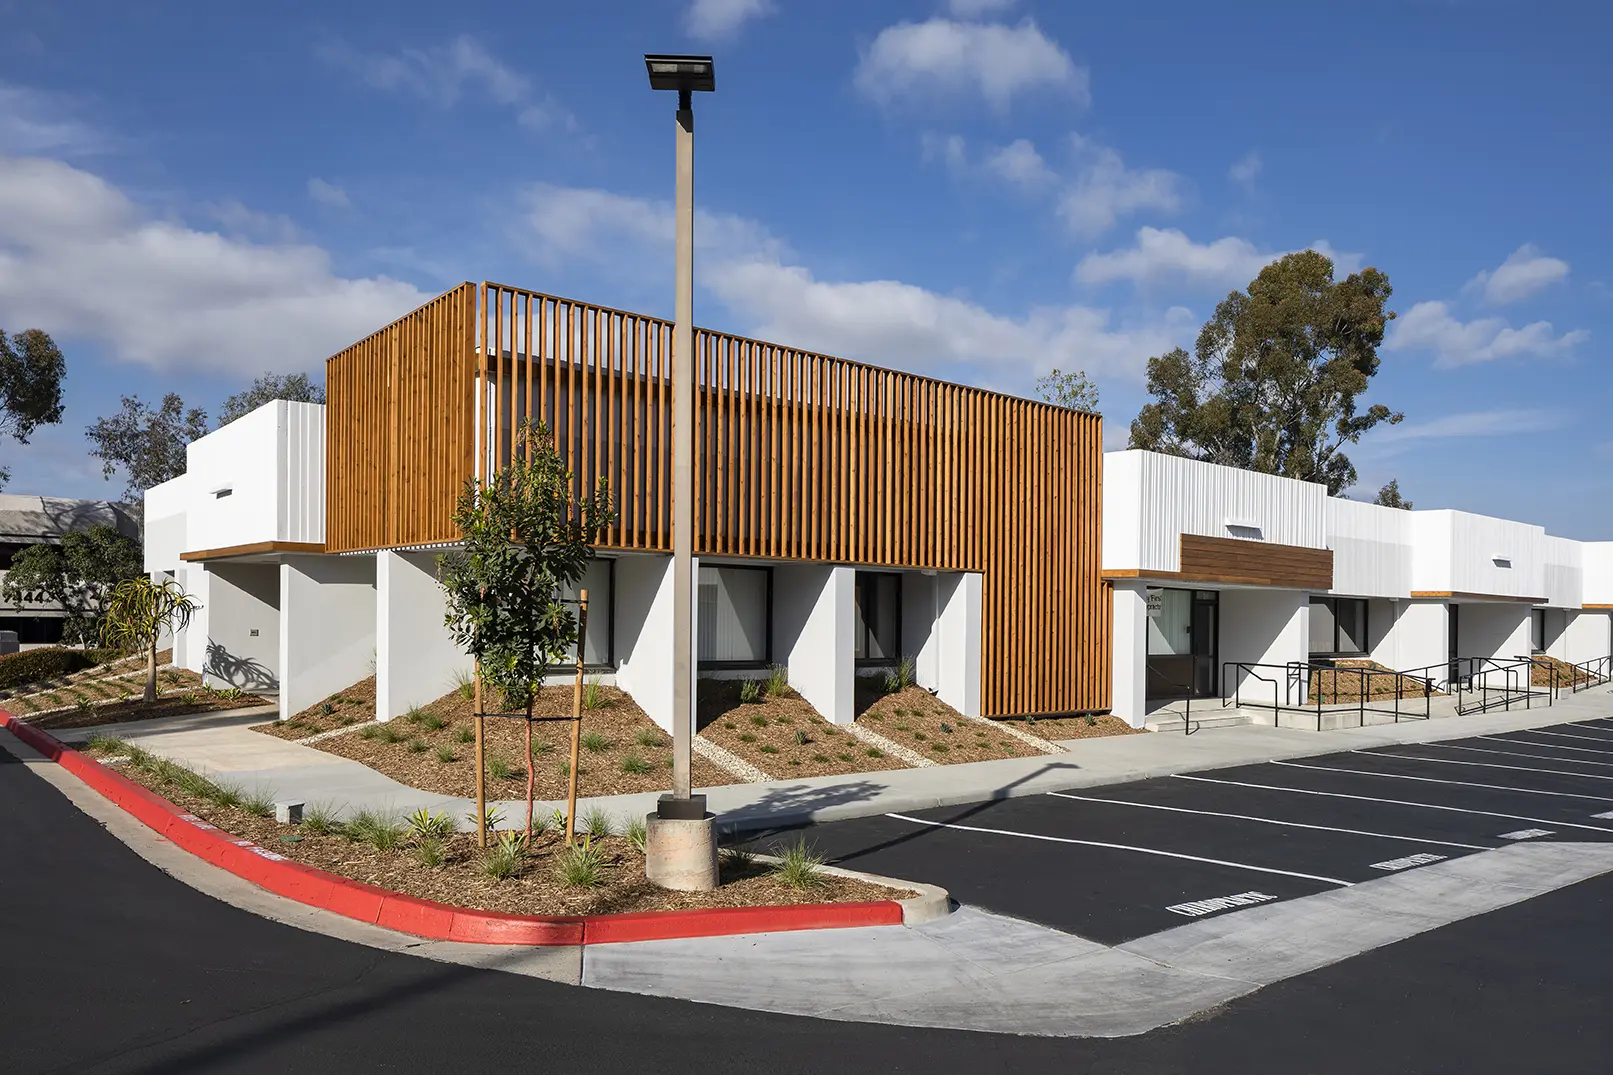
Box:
[183,403,282,552]
[1448,511,1545,599]
[1134,452,1327,572]
[1326,498,1413,597]
[1408,511,1453,592]
[1100,451,1143,571]
[1540,535,1583,609]
[1583,542,1613,606]
[278,402,326,544]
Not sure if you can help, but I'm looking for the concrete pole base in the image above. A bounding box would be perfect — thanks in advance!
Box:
[644,814,719,892]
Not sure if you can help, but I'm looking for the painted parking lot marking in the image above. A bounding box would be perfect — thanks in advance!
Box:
[1271,759,1613,802]
[1347,749,1613,784]
[1370,853,1446,872]
[883,813,1355,886]
[1423,742,1613,768]
[1592,811,1613,820]
[1166,891,1277,918]
[1045,791,1492,850]
[1173,773,1613,834]
[1484,734,1613,755]
[1498,829,1554,840]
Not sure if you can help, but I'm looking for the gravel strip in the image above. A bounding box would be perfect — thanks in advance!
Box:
[841,722,934,767]
[693,736,773,783]
[965,713,1066,755]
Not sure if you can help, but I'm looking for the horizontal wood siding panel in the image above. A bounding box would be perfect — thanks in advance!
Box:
[1179,534,1334,589]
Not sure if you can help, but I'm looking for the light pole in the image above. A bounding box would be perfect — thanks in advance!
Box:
[643,53,718,891]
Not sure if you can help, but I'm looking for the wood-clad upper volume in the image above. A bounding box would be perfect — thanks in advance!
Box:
[326,283,1109,717]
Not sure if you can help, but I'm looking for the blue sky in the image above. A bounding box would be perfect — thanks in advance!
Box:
[0,0,1608,536]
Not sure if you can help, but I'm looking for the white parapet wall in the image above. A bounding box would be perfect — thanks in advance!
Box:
[775,563,855,725]
[375,550,472,722]
[1110,580,1148,727]
[279,554,376,721]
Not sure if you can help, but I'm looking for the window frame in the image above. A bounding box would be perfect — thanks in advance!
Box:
[1309,596,1369,658]
[697,564,774,671]
[544,556,616,673]
[853,570,903,668]
[1530,608,1546,654]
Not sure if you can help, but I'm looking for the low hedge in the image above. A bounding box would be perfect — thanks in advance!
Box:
[0,646,122,691]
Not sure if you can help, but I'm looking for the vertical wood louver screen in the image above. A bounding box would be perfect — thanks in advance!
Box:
[327,282,1109,716]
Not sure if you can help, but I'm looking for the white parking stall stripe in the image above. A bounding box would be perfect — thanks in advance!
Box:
[1172,774,1613,834]
[1422,742,1613,768]
[883,813,1355,886]
[1347,749,1613,784]
[1044,791,1492,850]
[1507,730,1613,749]
[1268,759,1613,803]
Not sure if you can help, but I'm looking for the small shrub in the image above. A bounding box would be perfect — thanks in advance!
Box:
[580,731,610,754]
[722,721,736,730]
[0,647,98,691]
[404,706,427,724]
[931,743,950,754]
[73,694,94,713]
[738,678,762,704]
[581,807,614,840]
[557,760,585,778]
[85,732,126,753]
[793,729,810,746]
[581,679,608,711]
[435,746,457,763]
[912,731,927,741]
[737,732,757,744]
[319,702,335,716]
[748,713,768,728]
[407,738,428,754]
[301,803,342,836]
[764,664,790,697]
[406,808,454,840]
[633,727,662,748]
[422,713,449,731]
[487,754,514,781]
[379,725,407,745]
[720,845,758,872]
[215,686,245,702]
[483,831,526,880]
[556,838,609,887]
[939,722,954,735]
[883,655,916,695]
[450,667,475,702]
[529,739,554,758]
[241,786,277,818]
[626,817,647,854]
[347,809,405,851]
[758,744,779,754]
[621,754,654,775]
[454,726,475,744]
[466,805,506,832]
[415,836,445,868]
[1084,714,1098,726]
[811,753,831,763]
[771,838,827,890]
[822,728,838,737]
[208,779,245,809]
[866,748,884,758]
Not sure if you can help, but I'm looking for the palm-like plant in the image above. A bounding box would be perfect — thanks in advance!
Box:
[101,578,200,703]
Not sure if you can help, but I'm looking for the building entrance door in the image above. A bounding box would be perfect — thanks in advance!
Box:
[1146,587,1219,701]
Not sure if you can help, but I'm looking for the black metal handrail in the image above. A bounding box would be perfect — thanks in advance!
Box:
[1451,655,1542,714]
[1572,654,1613,694]
[1222,660,1435,730]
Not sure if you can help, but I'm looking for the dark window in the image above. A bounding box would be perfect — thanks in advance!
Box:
[854,572,902,665]
[1310,597,1368,656]
[0,542,31,571]
[548,558,614,671]
[698,565,771,667]
[1531,609,1546,653]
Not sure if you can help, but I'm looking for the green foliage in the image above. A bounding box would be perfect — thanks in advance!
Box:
[1034,367,1099,413]
[2,527,144,645]
[407,738,428,753]
[1128,251,1400,495]
[435,746,457,763]
[217,372,324,427]
[555,837,609,887]
[748,713,768,728]
[421,713,449,731]
[771,839,827,890]
[738,678,761,704]
[580,731,610,754]
[758,744,779,754]
[241,786,276,818]
[404,706,426,724]
[939,722,953,734]
[483,831,527,880]
[438,419,616,710]
[486,754,514,781]
[764,664,790,698]
[358,724,379,740]
[454,725,475,744]
[883,656,916,695]
[467,805,506,833]
[1374,479,1413,510]
[581,679,608,710]
[450,667,475,701]
[625,817,647,854]
[581,807,614,839]
[620,754,653,775]
[346,809,406,851]
[865,748,884,758]
[301,803,342,836]
[633,727,662,748]
[406,808,454,840]
[719,845,758,872]
[414,835,446,868]
[792,729,810,746]
[99,576,201,702]
[0,327,66,488]
[86,391,210,502]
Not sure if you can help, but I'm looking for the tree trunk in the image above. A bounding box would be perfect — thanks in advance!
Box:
[524,696,536,842]
[144,636,158,705]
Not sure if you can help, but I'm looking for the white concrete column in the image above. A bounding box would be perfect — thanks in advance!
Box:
[1390,600,1450,679]
[1110,580,1149,727]
[902,571,941,691]
[279,554,376,722]
[775,563,855,725]
[375,550,472,722]
[933,572,982,718]
[1562,609,1612,665]
[1219,589,1309,705]
[174,563,209,674]
[614,553,676,732]
[200,563,280,690]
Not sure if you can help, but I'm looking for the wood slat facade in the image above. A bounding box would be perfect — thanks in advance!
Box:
[327,283,1109,717]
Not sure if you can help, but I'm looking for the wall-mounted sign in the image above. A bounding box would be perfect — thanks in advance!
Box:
[1146,587,1164,617]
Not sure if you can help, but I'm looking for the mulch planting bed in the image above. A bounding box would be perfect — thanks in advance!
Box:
[1307,660,1442,703]
[697,679,910,778]
[1527,655,1597,689]
[5,656,205,716]
[297,682,735,797]
[858,685,1044,763]
[79,739,908,916]
[28,689,271,730]
[252,677,378,739]
[996,712,1148,741]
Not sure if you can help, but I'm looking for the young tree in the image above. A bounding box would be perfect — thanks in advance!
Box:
[217,372,325,428]
[100,577,201,703]
[85,393,210,506]
[1374,479,1413,510]
[438,420,615,842]
[1,525,143,644]
[1128,250,1401,495]
[1034,368,1099,413]
[0,328,67,489]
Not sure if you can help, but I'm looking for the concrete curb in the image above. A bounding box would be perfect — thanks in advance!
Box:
[0,710,939,947]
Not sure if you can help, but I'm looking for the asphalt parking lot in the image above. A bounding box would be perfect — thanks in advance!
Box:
[741,715,1613,945]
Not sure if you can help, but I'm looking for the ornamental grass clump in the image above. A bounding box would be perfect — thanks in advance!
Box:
[771,838,828,890]
[556,837,609,887]
[347,809,406,852]
[483,831,527,880]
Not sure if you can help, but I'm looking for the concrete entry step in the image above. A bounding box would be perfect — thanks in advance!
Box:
[1144,708,1258,734]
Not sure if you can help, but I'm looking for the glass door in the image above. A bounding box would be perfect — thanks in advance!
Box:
[1191,592,1218,697]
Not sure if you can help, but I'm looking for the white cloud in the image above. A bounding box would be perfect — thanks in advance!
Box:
[685,0,777,40]
[920,131,968,173]
[307,177,351,210]
[1229,150,1261,191]
[983,138,1054,189]
[948,0,1018,14]
[0,155,429,373]
[1058,136,1183,236]
[320,35,575,132]
[0,83,104,155]
[1464,244,1570,305]
[1075,228,1359,289]
[1369,407,1563,445]
[521,181,1191,384]
[855,19,1088,112]
[1387,300,1588,368]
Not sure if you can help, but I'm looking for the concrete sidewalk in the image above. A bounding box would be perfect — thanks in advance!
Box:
[48,686,1613,832]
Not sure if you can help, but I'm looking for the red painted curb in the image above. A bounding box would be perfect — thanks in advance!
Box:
[0,711,905,945]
